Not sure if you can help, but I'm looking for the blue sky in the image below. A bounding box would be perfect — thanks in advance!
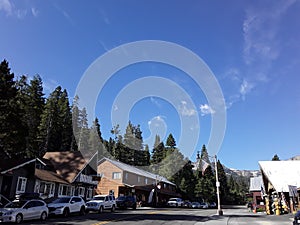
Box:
[1,0,300,170]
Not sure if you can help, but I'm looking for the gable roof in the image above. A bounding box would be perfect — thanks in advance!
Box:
[0,158,36,174]
[42,151,92,183]
[259,161,300,192]
[249,176,263,192]
[99,157,175,186]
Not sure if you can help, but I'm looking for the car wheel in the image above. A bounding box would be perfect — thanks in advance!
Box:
[80,206,86,216]
[132,204,136,210]
[111,205,116,212]
[63,208,70,217]
[15,213,23,224]
[98,206,104,213]
[40,211,47,221]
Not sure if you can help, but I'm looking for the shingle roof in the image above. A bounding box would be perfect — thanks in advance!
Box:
[35,168,69,184]
[259,161,300,192]
[42,151,89,183]
[99,157,175,186]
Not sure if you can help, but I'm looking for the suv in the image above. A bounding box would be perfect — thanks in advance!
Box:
[167,198,184,207]
[116,196,137,209]
[86,195,116,213]
[47,196,86,217]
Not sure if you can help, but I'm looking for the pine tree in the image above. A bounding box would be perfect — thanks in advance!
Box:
[217,160,229,203]
[26,75,45,156]
[37,86,72,154]
[71,95,80,151]
[0,60,27,158]
[272,154,280,161]
[59,89,72,151]
[166,133,176,148]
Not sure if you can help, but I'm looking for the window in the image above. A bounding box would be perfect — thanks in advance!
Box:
[16,177,27,194]
[112,172,121,179]
[78,187,85,197]
[125,172,128,180]
[86,188,93,200]
[35,180,55,197]
[72,197,82,202]
[58,184,75,196]
[145,178,148,185]
[137,176,141,183]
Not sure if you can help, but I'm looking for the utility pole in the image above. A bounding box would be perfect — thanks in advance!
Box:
[214,155,223,215]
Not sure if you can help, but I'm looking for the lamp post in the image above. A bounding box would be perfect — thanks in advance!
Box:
[214,155,223,215]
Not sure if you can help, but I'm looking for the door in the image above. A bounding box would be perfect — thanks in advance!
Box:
[23,201,36,220]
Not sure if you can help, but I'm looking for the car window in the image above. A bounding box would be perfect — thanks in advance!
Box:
[93,196,105,201]
[34,201,45,207]
[73,197,82,202]
[5,201,27,208]
[24,201,35,208]
[52,197,71,203]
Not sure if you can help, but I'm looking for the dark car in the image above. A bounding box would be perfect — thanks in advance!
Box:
[293,210,300,225]
[116,196,137,209]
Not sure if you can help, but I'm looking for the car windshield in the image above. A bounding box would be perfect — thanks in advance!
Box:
[117,196,125,200]
[93,196,105,201]
[169,198,177,201]
[51,197,71,203]
[5,201,27,208]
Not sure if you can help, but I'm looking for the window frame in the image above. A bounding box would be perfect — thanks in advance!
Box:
[16,177,27,194]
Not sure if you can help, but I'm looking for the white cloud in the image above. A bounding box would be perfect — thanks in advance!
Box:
[0,0,12,15]
[148,116,164,127]
[239,79,254,100]
[243,0,296,65]
[31,7,39,17]
[42,78,59,95]
[200,104,215,116]
[0,0,38,19]
[178,101,197,117]
[150,96,161,108]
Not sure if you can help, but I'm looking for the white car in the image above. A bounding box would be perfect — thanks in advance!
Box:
[0,199,48,224]
[47,196,86,217]
[167,198,184,207]
[86,195,116,213]
[199,202,209,209]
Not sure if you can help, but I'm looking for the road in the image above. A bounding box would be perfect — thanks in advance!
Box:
[24,206,294,225]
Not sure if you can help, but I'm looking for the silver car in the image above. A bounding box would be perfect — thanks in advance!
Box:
[0,199,48,224]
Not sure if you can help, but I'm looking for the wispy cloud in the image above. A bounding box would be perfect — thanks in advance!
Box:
[199,104,215,116]
[53,4,75,26]
[0,0,12,15]
[243,0,296,66]
[225,1,297,108]
[31,7,39,17]
[178,101,197,117]
[239,79,254,101]
[150,96,162,108]
[42,78,59,95]
[99,8,110,25]
[0,0,38,19]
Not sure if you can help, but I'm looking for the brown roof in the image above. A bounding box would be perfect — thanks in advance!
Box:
[35,168,69,184]
[42,151,89,183]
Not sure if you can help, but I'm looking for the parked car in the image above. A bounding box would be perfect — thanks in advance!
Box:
[293,210,300,225]
[183,201,192,208]
[0,199,48,224]
[209,202,217,208]
[86,195,116,213]
[199,202,209,209]
[191,202,201,208]
[47,196,86,217]
[167,198,184,207]
[116,196,137,209]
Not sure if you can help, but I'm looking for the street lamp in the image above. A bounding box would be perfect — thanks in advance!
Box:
[214,155,223,216]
